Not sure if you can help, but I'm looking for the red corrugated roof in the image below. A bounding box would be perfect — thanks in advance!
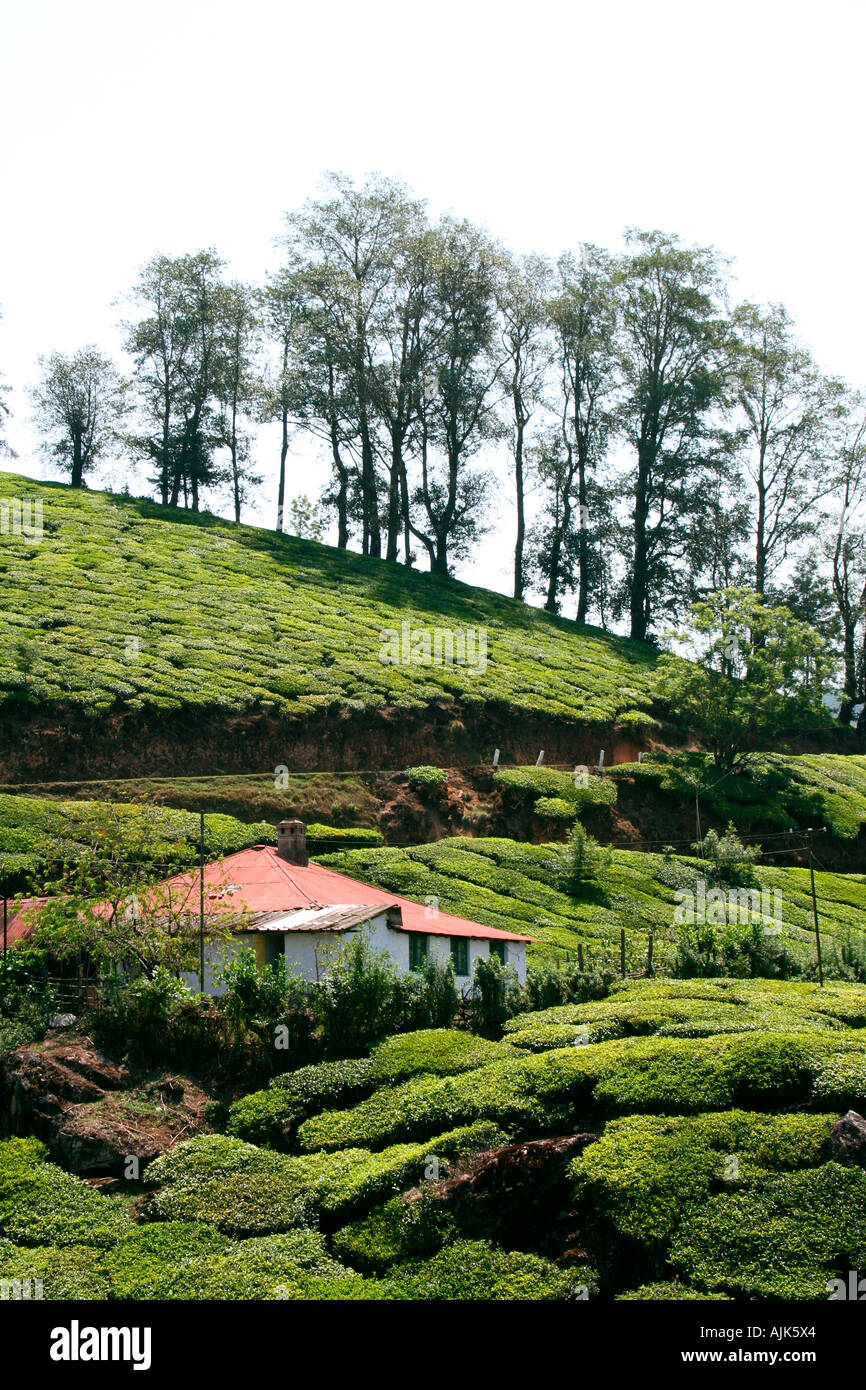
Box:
[2,897,50,946]
[163,846,531,942]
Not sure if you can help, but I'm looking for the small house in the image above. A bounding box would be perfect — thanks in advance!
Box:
[171,820,530,994]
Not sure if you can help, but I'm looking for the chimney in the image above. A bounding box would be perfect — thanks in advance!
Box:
[276,819,308,866]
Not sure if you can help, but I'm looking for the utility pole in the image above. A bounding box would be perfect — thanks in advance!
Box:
[199,812,206,996]
[807,828,823,988]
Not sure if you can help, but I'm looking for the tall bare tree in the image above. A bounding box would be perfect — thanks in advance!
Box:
[732,301,846,596]
[496,252,552,599]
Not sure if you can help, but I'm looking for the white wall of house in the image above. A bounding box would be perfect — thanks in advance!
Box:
[179,934,246,998]
[183,916,526,995]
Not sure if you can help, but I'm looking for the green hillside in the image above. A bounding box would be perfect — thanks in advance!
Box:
[319,836,866,973]
[0,472,657,724]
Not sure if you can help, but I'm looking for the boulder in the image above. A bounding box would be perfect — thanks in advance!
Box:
[830,1110,866,1168]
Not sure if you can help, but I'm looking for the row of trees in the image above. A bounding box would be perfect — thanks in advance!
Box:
[2,174,865,707]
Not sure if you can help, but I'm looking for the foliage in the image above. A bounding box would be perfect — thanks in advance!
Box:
[555,823,613,890]
[0,1139,131,1248]
[383,1238,592,1300]
[406,766,449,791]
[469,955,523,1038]
[570,1110,833,1247]
[659,588,832,773]
[670,1164,866,1299]
[368,1028,512,1084]
[0,1238,111,1299]
[0,472,659,725]
[331,1193,458,1274]
[320,835,866,975]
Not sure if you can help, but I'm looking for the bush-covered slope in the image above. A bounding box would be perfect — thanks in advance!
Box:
[0,472,657,724]
[318,836,866,971]
[0,793,276,884]
[610,751,866,841]
[5,980,866,1300]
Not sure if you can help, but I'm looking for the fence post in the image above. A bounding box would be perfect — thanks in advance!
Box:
[577,942,584,971]
[647,930,654,977]
[620,928,626,978]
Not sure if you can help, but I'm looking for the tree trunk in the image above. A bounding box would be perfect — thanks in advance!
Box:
[276,408,289,532]
[513,403,526,600]
[630,450,651,641]
[71,431,84,488]
[575,450,588,625]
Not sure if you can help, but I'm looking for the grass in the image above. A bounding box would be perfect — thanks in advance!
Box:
[0,471,659,722]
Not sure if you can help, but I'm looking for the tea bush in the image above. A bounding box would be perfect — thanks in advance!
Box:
[384,1239,594,1300]
[0,1237,111,1299]
[670,1164,866,1299]
[0,1139,132,1248]
[570,1110,834,1246]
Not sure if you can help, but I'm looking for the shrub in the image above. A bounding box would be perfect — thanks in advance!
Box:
[617,1282,731,1301]
[331,1193,458,1274]
[227,1089,301,1147]
[313,933,406,1056]
[693,822,760,887]
[556,824,613,890]
[216,948,313,1053]
[406,766,449,793]
[144,1134,293,1188]
[368,1029,511,1084]
[534,796,577,822]
[168,1230,360,1300]
[570,1110,834,1247]
[670,1164,866,1299]
[270,1056,375,1116]
[145,1170,314,1235]
[384,1238,593,1300]
[469,955,523,1039]
[101,1222,229,1299]
[0,1139,131,1248]
[0,1238,111,1299]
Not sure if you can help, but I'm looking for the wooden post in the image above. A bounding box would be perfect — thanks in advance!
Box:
[620,928,626,978]
[199,812,206,996]
[577,942,584,971]
[808,830,824,988]
[646,930,654,977]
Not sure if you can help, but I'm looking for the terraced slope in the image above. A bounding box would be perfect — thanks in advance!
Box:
[0,472,657,725]
[7,979,866,1301]
[318,836,866,971]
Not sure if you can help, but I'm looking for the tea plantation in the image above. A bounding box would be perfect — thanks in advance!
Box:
[0,472,657,723]
[318,836,866,971]
[5,978,866,1300]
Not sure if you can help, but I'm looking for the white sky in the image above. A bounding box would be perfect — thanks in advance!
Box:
[2,0,864,602]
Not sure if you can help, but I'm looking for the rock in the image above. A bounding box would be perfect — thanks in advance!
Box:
[48,1013,78,1030]
[405,1132,598,1260]
[830,1110,866,1168]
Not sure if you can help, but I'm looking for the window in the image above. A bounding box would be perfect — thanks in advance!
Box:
[489,940,506,965]
[409,934,428,972]
[451,937,469,977]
